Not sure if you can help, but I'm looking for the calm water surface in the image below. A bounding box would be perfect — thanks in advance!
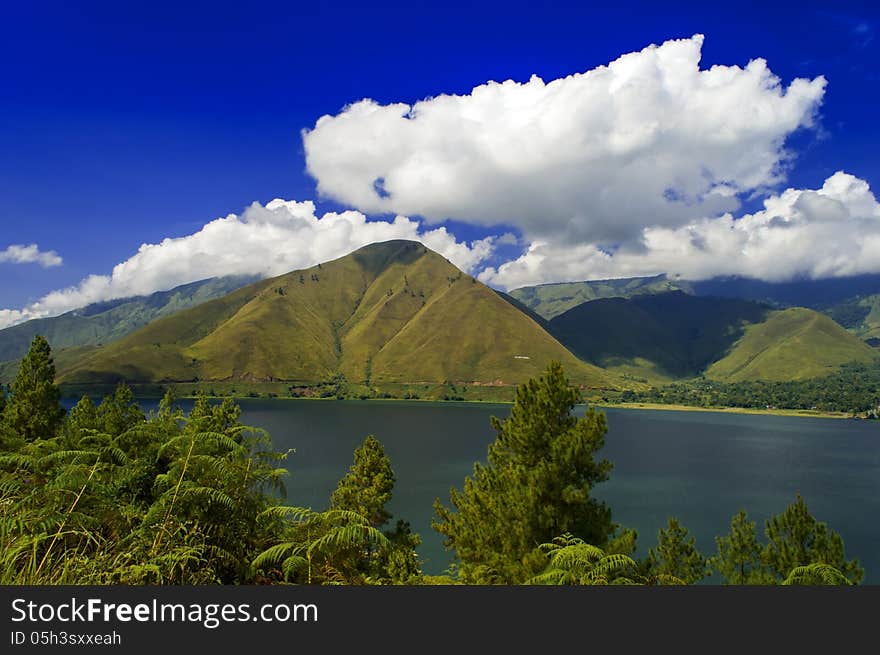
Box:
[137,399,880,581]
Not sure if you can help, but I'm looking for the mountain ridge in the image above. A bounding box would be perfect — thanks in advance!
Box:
[58,240,621,391]
[547,291,877,382]
[0,275,259,364]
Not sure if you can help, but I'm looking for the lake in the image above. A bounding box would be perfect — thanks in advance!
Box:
[137,398,880,582]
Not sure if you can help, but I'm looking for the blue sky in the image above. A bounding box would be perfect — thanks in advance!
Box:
[2,0,879,324]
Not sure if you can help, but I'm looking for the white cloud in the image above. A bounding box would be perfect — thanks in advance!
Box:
[479,172,880,289]
[303,34,826,247]
[0,244,63,268]
[0,200,496,329]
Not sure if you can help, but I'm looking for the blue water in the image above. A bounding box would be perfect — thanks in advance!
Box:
[130,398,880,581]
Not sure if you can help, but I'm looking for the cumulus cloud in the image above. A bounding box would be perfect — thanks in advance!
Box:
[304,34,826,247]
[479,172,880,289]
[0,244,63,268]
[0,200,496,329]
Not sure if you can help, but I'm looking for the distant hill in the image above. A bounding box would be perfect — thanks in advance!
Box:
[513,272,880,347]
[508,275,686,319]
[0,275,258,364]
[548,292,770,379]
[706,308,878,382]
[59,241,619,390]
[824,294,880,344]
[689,277,880,348]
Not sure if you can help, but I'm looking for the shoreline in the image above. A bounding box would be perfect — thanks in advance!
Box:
[61,388,874,421]
[596,401,857,420]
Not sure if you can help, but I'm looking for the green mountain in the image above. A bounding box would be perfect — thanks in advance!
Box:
[548,292,770,380]
[512,272,880,340]
[59,241,619,390]
[547,292,877,382]
[706,308,879,382]
[508,275,687,320]
[0,275,258,364]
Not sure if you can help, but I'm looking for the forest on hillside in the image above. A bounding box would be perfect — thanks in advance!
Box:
[619,362,880,418]
[0,336,865,585]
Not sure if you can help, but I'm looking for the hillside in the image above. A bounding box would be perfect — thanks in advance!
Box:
[0,275,257,363]
[59,241,619,390]
[824,294,880,345]
[511,272,880,326]
[706,308,879,382]
[509,275,687,319]
[548,292,770,380]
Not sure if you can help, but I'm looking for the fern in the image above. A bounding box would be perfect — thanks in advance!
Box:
[527,535,640,585]
[783,563,852,585]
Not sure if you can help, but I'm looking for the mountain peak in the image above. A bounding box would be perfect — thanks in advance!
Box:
[59,237,615,390]
[346,240,437,277]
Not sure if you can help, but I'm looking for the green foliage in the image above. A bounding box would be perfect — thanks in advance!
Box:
[186,392,242,434]
[713,510,772,584]
[644,517,710,584]
[712,498,863,585]
[383,520,422,584]
[0,351,866,587]
[433,361,618,583]
[0,389,288,584]
[326,434,422,583]
[1,335,64,441]
[762,493,863,584]
[331,435,395,528]
[252,507,391,585]
[96,383,146,437]
[526,534,641,585]
[64,395,98,444]
[623,362,880,415]
[782,563,852,585]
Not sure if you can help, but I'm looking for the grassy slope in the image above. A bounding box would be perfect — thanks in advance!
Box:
[548,292,769,379]
[509,275,688,319]
[59,241,621,390]
[0,276,257,363]
[370,274,598,385]
[60,278,276,383]
[706,308,879,382]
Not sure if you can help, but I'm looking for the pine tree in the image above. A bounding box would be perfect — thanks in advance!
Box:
[644,517,710,584]
[331,435,395,528]
[186,392,241,436]
[327,435,423,583]
[1,335,64,441]
[0,385,15,451]
[64,395,99,445]
[96,383,145,437]
[433,361,615,583]
[713,510,769,584]
[762,493,863,584]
